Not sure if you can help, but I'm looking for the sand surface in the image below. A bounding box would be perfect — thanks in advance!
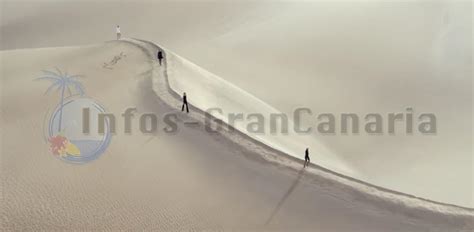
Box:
[1,0,471,207]
[0,39,472,231]
[1,1,473,230]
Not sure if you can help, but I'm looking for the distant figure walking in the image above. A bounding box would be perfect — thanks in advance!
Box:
[116,25,121,40]
[157,50,164,66]
[181,92,189,113]
[304,148,310,168]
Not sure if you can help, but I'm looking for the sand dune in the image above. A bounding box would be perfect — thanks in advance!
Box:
[1,1,472,230]
[1,1,471,207]
[1,39,472,231]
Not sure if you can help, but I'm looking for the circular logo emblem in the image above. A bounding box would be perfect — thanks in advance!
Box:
[47,97,111,164]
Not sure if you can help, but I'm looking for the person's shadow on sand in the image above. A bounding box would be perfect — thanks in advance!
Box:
[265,168,305,226]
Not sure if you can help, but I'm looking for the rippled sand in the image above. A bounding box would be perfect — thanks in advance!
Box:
[1,40,472,231]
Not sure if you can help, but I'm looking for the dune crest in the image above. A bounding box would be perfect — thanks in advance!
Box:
[122,38,473,220]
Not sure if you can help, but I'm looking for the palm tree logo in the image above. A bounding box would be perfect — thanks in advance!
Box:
[36,68,85,132]
[37,68,85,158]
[36,68,111,163]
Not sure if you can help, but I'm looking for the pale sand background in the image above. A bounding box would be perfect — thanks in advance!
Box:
[1,0,471,207]
[1,40,471,231]
[0,1,472,230]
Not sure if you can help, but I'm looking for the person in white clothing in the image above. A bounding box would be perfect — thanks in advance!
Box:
[116,25,121,40]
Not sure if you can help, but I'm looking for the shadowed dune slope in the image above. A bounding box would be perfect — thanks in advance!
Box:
[1,40,473,231]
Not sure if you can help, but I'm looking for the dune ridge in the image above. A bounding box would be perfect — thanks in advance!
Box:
[118,38,473,225]
[1,39,472,231]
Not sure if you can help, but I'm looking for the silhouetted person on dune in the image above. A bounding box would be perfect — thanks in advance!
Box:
[304,148,310,168]
[181,92,189,113]
[157,50,164,66]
